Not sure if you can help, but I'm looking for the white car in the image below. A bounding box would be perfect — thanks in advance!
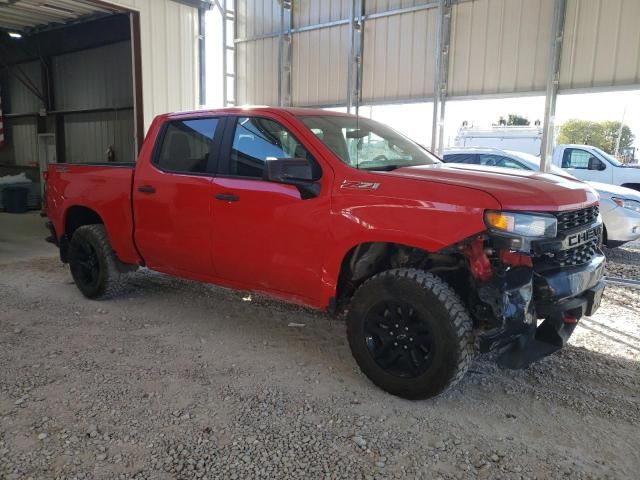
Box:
[443,147,640,247]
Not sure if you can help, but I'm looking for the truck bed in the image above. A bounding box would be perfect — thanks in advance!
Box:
[46,163,140,265]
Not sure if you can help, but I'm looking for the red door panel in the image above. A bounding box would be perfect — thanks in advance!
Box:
[133,171,216,276]
[211,176,331,304]
[133,117,221,277]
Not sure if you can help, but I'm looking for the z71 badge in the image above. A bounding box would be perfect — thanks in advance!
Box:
[340,180,381,191]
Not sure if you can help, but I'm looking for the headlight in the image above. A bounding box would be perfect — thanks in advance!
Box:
[612,197,640,213]
[484,210,557,238]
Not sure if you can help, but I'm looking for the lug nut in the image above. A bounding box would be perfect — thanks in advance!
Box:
[393,342,398,346]
[409,337,413,341]
[395,324,399,328]
[403,345,408,350]
[389,331,394,336]
[405,326,409,331]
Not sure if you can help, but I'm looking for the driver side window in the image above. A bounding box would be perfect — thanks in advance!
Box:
[229,117,319,179]
[562,148,604,170]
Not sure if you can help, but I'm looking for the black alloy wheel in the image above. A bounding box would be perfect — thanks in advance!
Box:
[363,300,435,378]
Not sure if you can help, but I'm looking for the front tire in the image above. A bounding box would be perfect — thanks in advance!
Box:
[69,225,127,299]
[347,268,474,400]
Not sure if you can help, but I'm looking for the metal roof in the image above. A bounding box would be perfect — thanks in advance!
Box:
[0,0,119,32]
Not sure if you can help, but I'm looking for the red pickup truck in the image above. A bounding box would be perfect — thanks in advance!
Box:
[45,107,605,399]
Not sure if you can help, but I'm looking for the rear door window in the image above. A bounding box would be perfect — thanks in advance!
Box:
[156,118,219,174]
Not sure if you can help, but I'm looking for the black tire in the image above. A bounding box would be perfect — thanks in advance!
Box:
[69,224,127,299]
[347,268,474,400]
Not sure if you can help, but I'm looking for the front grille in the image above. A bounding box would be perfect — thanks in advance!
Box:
[555,206,599,233]
[547,239,600,267]
[535,206,601,269]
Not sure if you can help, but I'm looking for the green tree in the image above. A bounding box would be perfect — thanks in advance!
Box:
[495,114,530,126]
[600,121,634,154]
[557,119,635,154]
[507,114,530,126]
[557,119,603,147]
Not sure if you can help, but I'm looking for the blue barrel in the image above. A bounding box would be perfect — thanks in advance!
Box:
[2,186,29,213]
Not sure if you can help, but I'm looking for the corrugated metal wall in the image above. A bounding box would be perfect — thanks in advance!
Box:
[45,40,135,163]
[236,0,280,37]
[64,111,135,163]
[236,0,640,107]
[293,0,349,27]
[448,0,553,97]
[53,42,133,111]
[292,26,350,106]
[236,37,279,106]
[108,0,200,131]
[6,61,44,114]
[2,118,39,167]
[362,7,439,103]
[2,61,41,166]
[560,0,640,91]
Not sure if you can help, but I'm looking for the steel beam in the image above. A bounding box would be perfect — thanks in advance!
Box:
[540,0,567,172]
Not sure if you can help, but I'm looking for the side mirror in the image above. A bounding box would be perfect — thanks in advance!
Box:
[588,157,604,171]
[264,157,320,198]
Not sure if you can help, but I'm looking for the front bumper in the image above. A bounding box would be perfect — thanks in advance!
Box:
[534,253,606,317]
[477,248,606,369]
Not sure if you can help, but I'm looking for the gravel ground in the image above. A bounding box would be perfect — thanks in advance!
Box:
[1,224,639,479]
[604,239,640,280]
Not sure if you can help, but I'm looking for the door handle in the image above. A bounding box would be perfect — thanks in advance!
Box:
[138,185,156,194]
[215,193,240,202]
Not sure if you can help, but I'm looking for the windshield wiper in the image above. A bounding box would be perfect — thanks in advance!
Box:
[361,165,402,171]
[362,163,429,171]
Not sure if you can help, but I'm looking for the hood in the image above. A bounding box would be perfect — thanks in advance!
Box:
[389,163,598,212]
[588,181,640,200]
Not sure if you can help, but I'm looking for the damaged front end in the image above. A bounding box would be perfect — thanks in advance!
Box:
[464,205,606,369]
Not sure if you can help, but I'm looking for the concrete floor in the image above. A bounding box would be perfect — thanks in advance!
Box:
[0,212,58,263]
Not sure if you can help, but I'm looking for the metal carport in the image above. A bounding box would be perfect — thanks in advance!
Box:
[224,0,640,169]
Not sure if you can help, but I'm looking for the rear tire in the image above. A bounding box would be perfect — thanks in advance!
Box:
[69,225,127,299]
[347,268,474,400]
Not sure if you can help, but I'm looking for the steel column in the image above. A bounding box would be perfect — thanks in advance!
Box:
[347,0,364,115]
[430,0,444,151]
[277,0,292,107]
[436,1,451,155]
[221,0,235,106]
[198,6,207,106]
[540,0,567,172]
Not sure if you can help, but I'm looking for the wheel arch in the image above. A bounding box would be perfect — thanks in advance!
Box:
[332,240,469,312]
[61,205,105,262]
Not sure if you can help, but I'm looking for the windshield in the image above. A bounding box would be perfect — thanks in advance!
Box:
[592,147,624,167]
[297,115,440,170]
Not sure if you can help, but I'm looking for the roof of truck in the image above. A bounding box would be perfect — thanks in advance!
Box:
[166,106,352,119]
